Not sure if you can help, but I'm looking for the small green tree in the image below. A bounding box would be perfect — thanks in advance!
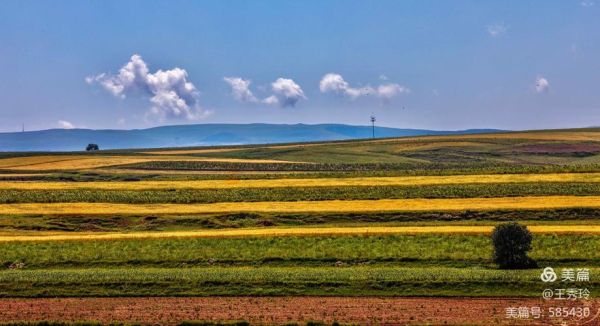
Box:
[86,144,99,151]
[492,222,538,269]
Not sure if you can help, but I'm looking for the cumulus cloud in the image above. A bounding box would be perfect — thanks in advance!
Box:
[223,76,305,108]
[223,77,258,103]
[57,120,75,129]
[262,95,279,106]
[86,54,208,121]
[535,76,550,93]
[319,73,372,99]
[319,73,409,102]
[267,78,306,107]
[377,83,410,102]
[487,23,508,37]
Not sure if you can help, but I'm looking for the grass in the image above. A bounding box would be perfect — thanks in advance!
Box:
[7,183,600,204]
[1,234,599,268]
[154,131,600,164]
[1,266,597,297]
[3,210,600,232]
[5,196,600,215]
[1,225,600,242]
[3,129,600,301]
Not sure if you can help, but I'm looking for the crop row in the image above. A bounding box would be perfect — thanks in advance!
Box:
[4,196,600,215]
[117,160,600,174]
[1,234,598,269]
[3,266,596,297]
[4,183,600,204]
[3,209,600,232]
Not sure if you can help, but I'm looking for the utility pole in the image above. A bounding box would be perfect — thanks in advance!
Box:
[370,115,376,138]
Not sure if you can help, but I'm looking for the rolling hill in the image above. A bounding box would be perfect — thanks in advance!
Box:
[0,123,503,152]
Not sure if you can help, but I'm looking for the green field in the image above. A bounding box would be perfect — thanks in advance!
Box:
[4,266,596,297]
[1,129,600,299]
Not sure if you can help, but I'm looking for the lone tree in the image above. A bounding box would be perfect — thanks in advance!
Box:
[86,143,99,151]
[492,222,538,269]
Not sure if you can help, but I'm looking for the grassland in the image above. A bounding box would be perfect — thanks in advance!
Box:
[2,129,600,306]
[3,266,597,297]
[0,155,298,171]
[2,225,600,243]
[6,183,600,204]
[2,234,598,267]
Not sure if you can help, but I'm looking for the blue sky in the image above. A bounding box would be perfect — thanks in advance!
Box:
[0,0,599,132]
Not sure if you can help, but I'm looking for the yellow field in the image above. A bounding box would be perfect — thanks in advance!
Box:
[0,155,298,171]
[0,224,597,242]
[1,196,600,215]
[3,172,600,190]
[0,173,49,178]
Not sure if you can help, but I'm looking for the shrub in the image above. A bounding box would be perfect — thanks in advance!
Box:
[492,222,538,269]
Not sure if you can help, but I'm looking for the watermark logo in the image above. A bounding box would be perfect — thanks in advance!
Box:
[541,266,558,283]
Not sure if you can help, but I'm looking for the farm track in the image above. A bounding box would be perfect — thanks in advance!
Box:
[3,196,600,215]
[1,225,599,242]
[0,297,597,325]
[5,172,600,190]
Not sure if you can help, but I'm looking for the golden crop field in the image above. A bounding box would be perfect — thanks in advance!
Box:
[0,155,298,171]
[2,172,600,190]
[1,224,598,242]
[1,195,600,215]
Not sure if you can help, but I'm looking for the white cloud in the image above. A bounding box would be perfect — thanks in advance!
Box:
[268,78,306,107]
[57,120,75,129]
[117,118,126,125]
[581,0,595,7]
[535,76,550,93]
[262,95,279,106]
[319,73,372,99]
[87,54,208,121]
[319,73,409,102]
[224,77,258,103]
[376,83,410,101]
[487,23,508,37]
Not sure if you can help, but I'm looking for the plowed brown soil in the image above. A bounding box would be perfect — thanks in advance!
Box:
[0,297,598,325]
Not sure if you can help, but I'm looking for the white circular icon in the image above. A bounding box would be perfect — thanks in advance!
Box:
[540,267,557,283]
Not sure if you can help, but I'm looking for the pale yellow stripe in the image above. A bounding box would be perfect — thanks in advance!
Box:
[1,196,600,215]
[3,173,600,190]
[0,225,598,242]
[0,155,298,171]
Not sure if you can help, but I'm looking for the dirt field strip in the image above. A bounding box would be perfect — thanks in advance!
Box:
[4,172,600,190]
[1,225,599,242]
[2,196,600,215]
[0,297,596,325]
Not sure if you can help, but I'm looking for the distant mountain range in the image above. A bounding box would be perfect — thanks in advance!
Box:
[0,123,505,152]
